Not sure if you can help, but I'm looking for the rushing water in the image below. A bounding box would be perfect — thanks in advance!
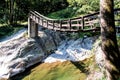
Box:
[44,36,96,63]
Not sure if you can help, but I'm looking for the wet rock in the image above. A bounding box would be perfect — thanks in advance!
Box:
[0,38,45,79]
[0,29,63,79]
[36,29,63,54]
[44,36,98,63]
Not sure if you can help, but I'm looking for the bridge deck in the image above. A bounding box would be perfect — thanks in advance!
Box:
[28,8,120,37]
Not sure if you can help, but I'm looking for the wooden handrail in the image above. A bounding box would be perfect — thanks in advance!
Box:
[29,8,120,32]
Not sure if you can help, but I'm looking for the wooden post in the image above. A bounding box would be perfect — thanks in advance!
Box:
[60,20,62,30]
[53,20,55,29]
[82,17,84,30]
[28,17,31,38]
[28,17,38,38]
[78,20,81,30]
[35,23,38,37]
[38,17,40,25]
[46,20,48,27]
[41,19,43,26]
[69,19,71,30]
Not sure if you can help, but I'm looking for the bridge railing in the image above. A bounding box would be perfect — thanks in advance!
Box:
[28,8,120,38]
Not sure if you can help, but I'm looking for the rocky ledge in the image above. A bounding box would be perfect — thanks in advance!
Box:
[0,29,63,79]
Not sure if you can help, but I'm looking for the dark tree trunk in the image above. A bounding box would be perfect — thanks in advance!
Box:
[100,0,120,80]
[9,0,14,25]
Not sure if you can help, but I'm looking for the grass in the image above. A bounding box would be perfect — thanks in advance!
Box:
[11,56,98,80]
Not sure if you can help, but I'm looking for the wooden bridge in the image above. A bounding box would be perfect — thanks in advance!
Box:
[28,8,120,38]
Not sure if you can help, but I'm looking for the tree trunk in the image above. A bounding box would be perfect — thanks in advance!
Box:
[9,0,14,25]
[100,0,120,80]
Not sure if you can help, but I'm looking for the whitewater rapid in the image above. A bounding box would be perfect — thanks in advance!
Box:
[44,37,96,63]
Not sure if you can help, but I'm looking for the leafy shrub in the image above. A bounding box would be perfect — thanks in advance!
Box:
[48,0,100,19]
[0,25,13,37]
[0,25,24,38]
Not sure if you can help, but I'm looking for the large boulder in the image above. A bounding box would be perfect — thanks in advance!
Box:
[0,29,63,79]
[0,37,45,79]
[34,29,64,55]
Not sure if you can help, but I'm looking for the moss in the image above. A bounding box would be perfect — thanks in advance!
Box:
[22,61,87,80]
[12,61,88,80]
[11,55,99,80]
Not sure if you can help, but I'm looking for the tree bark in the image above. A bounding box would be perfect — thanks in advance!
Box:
[100,0,120,80]
[9,0,14,25]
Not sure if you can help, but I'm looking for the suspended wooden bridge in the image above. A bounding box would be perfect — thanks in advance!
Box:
[28,8,120,38]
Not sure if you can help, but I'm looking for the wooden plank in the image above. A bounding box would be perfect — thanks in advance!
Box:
[71,19,82,22]
[71,24,82,27]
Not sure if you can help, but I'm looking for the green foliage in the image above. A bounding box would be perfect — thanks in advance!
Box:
[114,0,120,8]
[0,0,119,24]
[16,0,68,20]
[118,78,120,80]
[48,0,99,19]
[0,0,8,24]
[0,24,24,38]
[48,0,120,19]
[47,7,77,19]
[117,35,120,46]
[0,0,69,25]
[32,0,68,15]
[15,0,31,21]
[0,15,8,25]
[0,0,6,17]
[0,25,13,37]
[100,76,107,80]
[78,32,100,38]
